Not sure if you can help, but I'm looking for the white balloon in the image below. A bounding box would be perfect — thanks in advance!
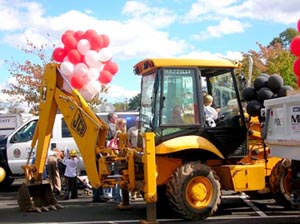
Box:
[79,88,94,101]
[94,61,104,71]
[60,61,74,77]
[80,80,101,101]
[98,48,112,63]
[86,68,100,81]
[85,50,100,67]
[74,63,88,77]
[77,39,91,55]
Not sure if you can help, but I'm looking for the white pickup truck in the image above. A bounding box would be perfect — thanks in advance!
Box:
[0,111,138,189]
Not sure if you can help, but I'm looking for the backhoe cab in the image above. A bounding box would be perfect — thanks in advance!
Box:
[133,58,281,220]
[135,58,248,158]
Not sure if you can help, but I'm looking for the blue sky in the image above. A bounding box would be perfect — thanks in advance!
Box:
[0,0,299,105]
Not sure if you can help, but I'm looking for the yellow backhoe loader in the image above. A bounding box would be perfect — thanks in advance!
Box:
[17,59,289,223]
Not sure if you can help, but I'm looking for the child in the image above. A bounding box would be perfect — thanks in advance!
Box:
[63,149,80,200]
[203,94,218,120]
[107,118,127,204]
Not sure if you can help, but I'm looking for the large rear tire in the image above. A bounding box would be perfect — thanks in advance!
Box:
[269,159,293,208]
[166,162,221,220]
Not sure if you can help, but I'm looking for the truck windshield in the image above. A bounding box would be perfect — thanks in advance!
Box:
[10,120,37,143]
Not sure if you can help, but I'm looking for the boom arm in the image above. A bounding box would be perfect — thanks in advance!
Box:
[23,63,108,188]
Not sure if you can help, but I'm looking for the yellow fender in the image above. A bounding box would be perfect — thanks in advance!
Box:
[155,135,224,159]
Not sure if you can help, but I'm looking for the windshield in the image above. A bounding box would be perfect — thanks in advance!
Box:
[140,72,156,130]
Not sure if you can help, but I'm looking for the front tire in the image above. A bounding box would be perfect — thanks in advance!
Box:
[166,162,221,220]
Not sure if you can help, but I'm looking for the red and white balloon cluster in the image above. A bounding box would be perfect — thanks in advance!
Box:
[290,19,300,87]
[52,29,118,101]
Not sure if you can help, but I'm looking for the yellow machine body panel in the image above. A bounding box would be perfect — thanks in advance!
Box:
[214,164,266,191]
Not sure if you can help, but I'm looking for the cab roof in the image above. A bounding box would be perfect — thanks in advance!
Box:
[133,58,241,76]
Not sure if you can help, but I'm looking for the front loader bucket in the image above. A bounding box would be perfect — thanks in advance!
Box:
[17,183,63,212]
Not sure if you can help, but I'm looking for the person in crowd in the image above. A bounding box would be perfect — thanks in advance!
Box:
[92,112,118,202]
[127,116,142,200]
[63,149,80,200]
[46,148,63,196]
[172,105,184,123]
[127,116,139,149]
[107,117,127,204]
[107,112,118,140]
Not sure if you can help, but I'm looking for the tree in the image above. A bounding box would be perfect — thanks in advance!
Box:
[2,36,50,115]
[128,93,140,111]
[2,35,103,115]
[269,28,299,49]
[242,41,298,89]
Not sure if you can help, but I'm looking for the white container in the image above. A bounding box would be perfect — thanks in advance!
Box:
[264,94,300,160]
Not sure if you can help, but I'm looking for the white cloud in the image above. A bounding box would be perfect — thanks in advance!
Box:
[122,1,177,29]
[182,0,300,24]
[100,84,139,103]
[0,0,45,31]
[180,50,243,61]
[192,18,249,40]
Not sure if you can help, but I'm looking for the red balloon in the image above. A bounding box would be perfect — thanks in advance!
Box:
[100,34,110,48]
[67,49,82,64]
[297,19,300,32]
[52,47,66,62]
[290,36,300,57]
[61,30,74,43]
[62,35,77,51]
[103,61,118,75]
[71,73,86,89]
[82,29,98,41]
[74,30,84,41]
[90,35,103,51]
[98,70,112,84]
[294,58,300,76]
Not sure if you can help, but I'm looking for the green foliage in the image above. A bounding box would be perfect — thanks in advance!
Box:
[128,93,140,111]
[242,27,299,89]
[269,28,299,49]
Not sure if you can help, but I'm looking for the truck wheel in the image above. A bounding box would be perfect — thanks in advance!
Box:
[269,159,292,208]
[166,162,221,220]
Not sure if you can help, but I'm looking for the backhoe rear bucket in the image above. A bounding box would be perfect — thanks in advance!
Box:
[17,183,63,212]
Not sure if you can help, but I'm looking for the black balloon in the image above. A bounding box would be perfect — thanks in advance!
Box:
[253,75,268,90]
[259,73,270,79]
[246,100,263,117]
[277,85,294,97]
[257,87,274,103]
[242,87,256,101]
[267,74,283,93]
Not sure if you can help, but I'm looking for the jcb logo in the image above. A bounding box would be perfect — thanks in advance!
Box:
[72,111,86,137]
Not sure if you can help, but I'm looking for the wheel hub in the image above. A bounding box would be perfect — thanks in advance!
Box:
[186,177,212,207]
[191,182,207,202]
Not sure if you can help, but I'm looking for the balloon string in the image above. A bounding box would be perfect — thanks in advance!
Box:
[57,67,74,91]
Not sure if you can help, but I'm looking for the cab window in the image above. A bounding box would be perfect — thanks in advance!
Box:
[10,120,37,143]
